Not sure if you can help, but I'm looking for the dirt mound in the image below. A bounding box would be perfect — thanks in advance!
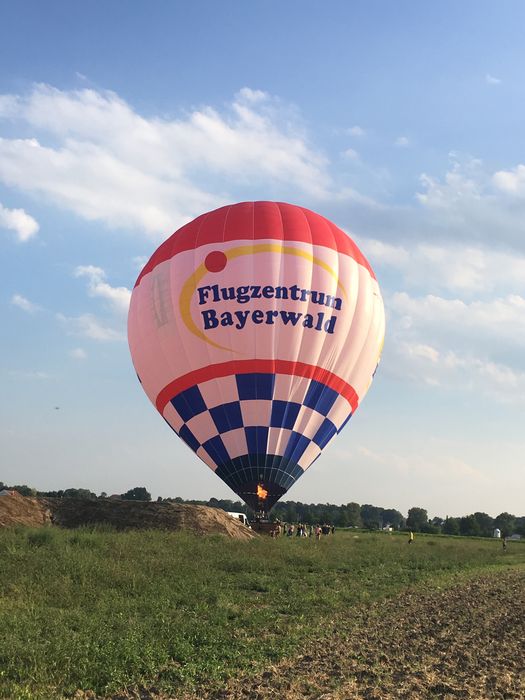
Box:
[48,498,256,540]
[0,491,52,527]
[0,494,255,540]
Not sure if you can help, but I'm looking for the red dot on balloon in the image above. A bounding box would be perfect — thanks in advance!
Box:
[204,251,227,272]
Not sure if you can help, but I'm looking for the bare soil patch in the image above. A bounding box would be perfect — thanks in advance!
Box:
[0,494,255,540]
[100,568,524,700]
[189,568,525,700]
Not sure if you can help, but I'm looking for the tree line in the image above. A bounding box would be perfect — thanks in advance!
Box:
[1,481,523,538]
[0,483,151,503]
[180,497,523,538]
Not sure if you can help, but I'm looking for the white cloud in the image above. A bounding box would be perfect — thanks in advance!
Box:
[396,155,525,252]
[342,148,359,160]
[57,313,125,342]
[417,170,481,208]
[390,292,525,344]
[0,84,340,236]
[378,277,525,402]
[0,95,18,117]
[486,73,501,85]
[0,202,39,241]
[492,164,525,195]
[336,154,525,254]
[70,347,87,360]
[75,265,131,314]
[355,444,488,483]
[348,125,365,137]
[333,154,525,402]
[361,237,525,296]
[394,136,409,147]
[407,343,440,363]
[57,266,131,342]
[383,335,525,403]
[11,293,39,313]
[327,153,525,254]
[357,237,410,269]
[368,227,525,401]
[133,255,149,270]
[236,87,267,104]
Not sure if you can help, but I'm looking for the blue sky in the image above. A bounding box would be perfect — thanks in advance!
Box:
[1,1,524,517]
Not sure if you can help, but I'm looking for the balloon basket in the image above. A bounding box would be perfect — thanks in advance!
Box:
[250,517,281,536]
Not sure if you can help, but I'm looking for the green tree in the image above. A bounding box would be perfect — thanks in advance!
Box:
[383,508,405,530]
[336,502,362,528]
[431,516,444,529]
[344,502,363,527]
[515,516,525,537]
[494,512,516,538]
[460,514,481,537]
[472,512,494,538]
[63,488,97,500]
[406,507,428,532]
[284,502,298,523]
[442,517,460,535]
[121,487,152,502]
[11,484,37,496]
[421,520,440,534]
[361,504,384,529]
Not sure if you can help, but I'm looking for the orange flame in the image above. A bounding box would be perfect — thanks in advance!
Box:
[257,484,268,500]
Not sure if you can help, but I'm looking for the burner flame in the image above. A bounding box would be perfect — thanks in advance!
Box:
[257,483,268,500]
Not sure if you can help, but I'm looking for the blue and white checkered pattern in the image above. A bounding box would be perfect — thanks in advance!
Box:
[162,372,352,507]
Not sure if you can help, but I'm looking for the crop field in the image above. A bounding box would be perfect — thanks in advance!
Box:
[0,527,523,699]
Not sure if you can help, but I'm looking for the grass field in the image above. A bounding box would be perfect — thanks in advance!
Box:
[0,527,523,699]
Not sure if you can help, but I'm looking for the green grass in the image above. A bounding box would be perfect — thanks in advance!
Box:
[0,527,523,699]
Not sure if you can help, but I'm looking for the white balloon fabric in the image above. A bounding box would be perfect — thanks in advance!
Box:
[128,201,385,511]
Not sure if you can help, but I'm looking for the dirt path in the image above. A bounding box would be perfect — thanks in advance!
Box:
[106,567,524,700]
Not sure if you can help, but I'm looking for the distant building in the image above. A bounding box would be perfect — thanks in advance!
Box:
[0,489,15,497]
[493,528,501,538]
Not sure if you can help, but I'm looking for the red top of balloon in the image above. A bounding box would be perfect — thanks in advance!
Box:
[135,201,375,288]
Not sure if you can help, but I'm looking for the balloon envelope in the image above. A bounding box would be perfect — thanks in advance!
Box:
[128,202,384,511]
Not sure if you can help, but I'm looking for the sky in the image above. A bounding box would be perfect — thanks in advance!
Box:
[1,1,524,518]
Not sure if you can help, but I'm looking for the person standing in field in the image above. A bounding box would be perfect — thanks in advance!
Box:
[408,531,414,544]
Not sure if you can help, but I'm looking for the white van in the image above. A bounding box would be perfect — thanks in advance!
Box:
[227,512,250,527]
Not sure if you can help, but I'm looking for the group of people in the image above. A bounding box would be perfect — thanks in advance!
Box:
[281,523,335,539]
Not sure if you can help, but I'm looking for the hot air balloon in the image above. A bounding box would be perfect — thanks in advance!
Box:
[128,202,384,514]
